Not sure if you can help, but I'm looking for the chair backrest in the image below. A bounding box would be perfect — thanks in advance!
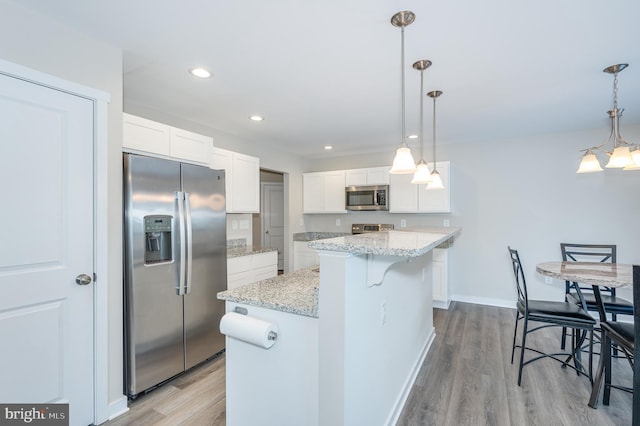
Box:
[560,243,617,295]
[508,246,528,308]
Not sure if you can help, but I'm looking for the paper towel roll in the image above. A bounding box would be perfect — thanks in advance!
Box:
[219,312,278,349]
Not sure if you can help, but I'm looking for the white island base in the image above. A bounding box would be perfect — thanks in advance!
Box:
[318,250,435,425]
[219,229,458,425]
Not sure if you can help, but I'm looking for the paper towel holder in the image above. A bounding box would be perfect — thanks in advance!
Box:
[233,306,278,342]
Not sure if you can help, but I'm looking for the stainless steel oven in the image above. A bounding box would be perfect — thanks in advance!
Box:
[345,185,389,211]
[351,223,394,234]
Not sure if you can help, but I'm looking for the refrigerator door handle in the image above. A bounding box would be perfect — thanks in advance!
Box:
[184,192,193,294]
[176,191,186,295]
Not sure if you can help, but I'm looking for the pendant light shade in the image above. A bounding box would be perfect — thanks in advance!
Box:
[576,150,604,173]
[426,90,445,190]
[411,160,432,184]
[576,64,640,173]
[391,146,418,174]
[389,11,417,174]
[411,59,433,184]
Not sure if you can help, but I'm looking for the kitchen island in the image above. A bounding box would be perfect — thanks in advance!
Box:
[218,228,460,426]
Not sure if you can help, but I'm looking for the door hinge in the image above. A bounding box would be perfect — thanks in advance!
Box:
[93,273,97,283]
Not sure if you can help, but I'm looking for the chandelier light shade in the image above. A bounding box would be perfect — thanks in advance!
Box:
[389,11,417,174]
[577,63,640,173]
[426,90,445,190]
[411,59,433,184]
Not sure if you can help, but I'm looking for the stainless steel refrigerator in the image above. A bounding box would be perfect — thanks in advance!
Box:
[123,153,227,399]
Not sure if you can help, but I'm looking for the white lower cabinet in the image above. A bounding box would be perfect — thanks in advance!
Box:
[227,251,278,290]
[293,241,319,270]
[432,248,450,308]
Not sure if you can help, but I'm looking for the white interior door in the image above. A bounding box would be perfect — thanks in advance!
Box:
[0,72,95,425]
[262,183,284,270]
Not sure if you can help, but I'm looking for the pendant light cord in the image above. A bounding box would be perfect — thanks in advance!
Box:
[419,69,424,160]
[401,26,406,145]
[432,95,437,169]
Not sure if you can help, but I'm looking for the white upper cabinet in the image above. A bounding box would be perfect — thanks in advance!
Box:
[122,113,212,166]
[389,161,451,213]
[345,166,390,186]
[211,147,260,213]
[303,170,347,214]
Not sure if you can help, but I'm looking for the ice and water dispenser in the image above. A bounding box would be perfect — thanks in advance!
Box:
[144,215,172,264]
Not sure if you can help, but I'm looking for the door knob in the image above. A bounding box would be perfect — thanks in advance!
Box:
[76,274,92,286]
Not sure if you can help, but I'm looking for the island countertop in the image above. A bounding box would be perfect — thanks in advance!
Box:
[308,228,461,257]
[217,266,320,318]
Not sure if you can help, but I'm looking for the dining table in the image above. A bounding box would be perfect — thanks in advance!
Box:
[536,261,639,425]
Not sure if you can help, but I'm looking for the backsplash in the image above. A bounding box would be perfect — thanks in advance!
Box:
[227,213,253,246]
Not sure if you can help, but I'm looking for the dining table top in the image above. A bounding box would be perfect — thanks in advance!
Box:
[536,261,633,288]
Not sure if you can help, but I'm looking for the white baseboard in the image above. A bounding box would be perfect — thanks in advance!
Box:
[433,299,451,309]
[451,294,515,309]
[385,327,436,426]
[106,395,129,422]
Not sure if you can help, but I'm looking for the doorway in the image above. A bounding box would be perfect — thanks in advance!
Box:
[254,169,285,273]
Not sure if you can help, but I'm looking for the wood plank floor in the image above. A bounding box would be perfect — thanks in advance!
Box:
[105,302,632,425]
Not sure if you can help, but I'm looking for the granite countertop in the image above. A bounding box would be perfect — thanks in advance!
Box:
[308,228,461,258]
[218,266,320,318]
[293,232,351,242]
[226,238,278,259]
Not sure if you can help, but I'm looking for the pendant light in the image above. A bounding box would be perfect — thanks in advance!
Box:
[411,59,433,184]
[389,11,417,174]
[426,90,445,190]
[576,64,640,173]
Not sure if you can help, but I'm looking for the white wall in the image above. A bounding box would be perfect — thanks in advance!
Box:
[307,125,640,308]
[0,0,125,416]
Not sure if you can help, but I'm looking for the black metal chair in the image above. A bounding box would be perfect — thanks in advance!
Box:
[560,243,633,354]
[588,272,635,408]
[508,247,595,386]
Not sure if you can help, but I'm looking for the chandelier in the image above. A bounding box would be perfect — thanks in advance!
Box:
[577,64,640,173]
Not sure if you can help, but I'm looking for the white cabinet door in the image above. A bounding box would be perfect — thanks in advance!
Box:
[169,127,212,165]
[365,166,390,185]
[123,113,171,156]
[389,161,451,213]
[345,167,390,186]
[303,173,325,213]
[227,252,277,289]
[323,171,347,213]
[432,249,449,308]
[389,173,418,212]
[123,113,212,166]
[345,169,367,186]
[232,152,260,213]
[303,171,346,213]
[211,147,260,213]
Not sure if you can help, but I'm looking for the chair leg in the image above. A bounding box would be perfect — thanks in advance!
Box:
[603,331,613,405]
[517,318,528,386]
[611,313,619,357]
[588,330,605,408]
[511,313,519,364]
[561,326,567,350]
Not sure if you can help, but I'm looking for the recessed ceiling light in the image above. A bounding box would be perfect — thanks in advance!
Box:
[324,145,333,150]
[189,68,211,78]
[407,134,418,139]
[249,115,264,121]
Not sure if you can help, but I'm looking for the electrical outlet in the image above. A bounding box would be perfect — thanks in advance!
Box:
[544,276,553,284]
[443,219,450,227]
[380,301,387,325]
[400,219,406,228]
[336,219,341,227]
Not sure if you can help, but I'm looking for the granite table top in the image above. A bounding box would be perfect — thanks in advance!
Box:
[536,261,633,288]
[308,228,461,258]
[218,266,320,318]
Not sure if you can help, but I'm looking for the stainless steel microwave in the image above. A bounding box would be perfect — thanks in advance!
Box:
[345,185,389,211]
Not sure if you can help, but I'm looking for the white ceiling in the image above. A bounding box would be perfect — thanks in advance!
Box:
[17,0,640,160]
